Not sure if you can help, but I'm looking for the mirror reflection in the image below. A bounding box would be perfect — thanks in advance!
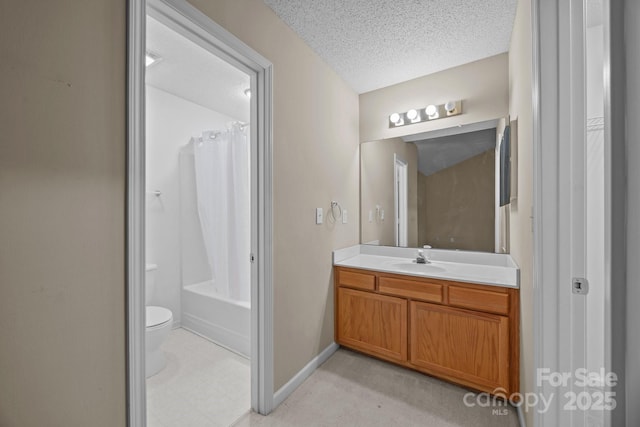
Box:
[360,118,512,253]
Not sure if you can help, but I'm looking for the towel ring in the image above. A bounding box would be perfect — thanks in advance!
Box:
[330,201,342,222]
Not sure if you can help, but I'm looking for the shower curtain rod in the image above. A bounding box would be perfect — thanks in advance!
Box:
[194,122,250,142]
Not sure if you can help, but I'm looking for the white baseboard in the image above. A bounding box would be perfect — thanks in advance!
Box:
[517,405,526,427]
[182,312,250,358]
[273,342,339,409]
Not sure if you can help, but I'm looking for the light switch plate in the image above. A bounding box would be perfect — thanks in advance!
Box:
[316,208,323,224]
[342,209,348,224]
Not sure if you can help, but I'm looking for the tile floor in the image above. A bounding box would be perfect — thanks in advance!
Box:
[146,328,251,427]
[233,348,520,427]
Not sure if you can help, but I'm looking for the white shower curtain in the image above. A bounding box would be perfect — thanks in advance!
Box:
[192,124,250,302]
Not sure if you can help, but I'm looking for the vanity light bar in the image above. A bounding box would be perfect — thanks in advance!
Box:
[388,100,462,128]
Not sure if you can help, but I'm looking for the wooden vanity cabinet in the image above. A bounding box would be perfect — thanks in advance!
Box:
[409,301,510,392]
[336,287,407,362]
[334,266,519,396]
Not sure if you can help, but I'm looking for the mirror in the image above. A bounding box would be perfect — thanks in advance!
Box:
[360,118,512,253]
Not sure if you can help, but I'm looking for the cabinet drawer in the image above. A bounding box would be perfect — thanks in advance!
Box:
[379,276,443,303]
[448,286,509,315]
[337,269,376,291]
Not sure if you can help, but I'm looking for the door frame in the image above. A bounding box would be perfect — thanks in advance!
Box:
[127,0,274,425]
[533,0,625,425]
[394,154,408,247]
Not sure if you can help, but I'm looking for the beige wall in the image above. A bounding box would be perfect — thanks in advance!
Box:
[360,138,418,247]
[359,54,509,142]
[187,0,361,391]
[418,150,495,252]
[508,0,534,425]
[0,1,126,426]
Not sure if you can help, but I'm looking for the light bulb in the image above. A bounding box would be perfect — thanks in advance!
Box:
[407,109,419,121]
[390,112,402,125]
[425,105,438,117]
[444,101,456,113]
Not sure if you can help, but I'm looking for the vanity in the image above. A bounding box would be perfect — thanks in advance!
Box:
[333,245,519,396]
[342,116,520,396]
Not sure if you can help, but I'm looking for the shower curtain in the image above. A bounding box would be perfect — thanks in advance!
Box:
[192,124,250,302]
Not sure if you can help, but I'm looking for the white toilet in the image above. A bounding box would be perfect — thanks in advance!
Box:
[145,263,173,378]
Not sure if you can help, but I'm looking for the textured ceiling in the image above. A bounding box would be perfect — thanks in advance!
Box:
[146,16,250,122]
[263,0,518,93]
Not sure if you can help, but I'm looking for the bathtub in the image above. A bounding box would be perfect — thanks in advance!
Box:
[181,281,250,358]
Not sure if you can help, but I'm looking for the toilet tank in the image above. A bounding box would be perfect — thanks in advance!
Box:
[145,263,158,305]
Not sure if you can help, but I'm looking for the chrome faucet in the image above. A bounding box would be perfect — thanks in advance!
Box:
[416,249,429,264]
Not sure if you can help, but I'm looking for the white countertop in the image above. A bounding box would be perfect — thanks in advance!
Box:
[333,245,519,289]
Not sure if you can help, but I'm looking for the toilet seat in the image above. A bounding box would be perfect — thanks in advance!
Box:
[146,306,172,329]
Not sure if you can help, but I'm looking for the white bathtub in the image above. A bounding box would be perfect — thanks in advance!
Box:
[181,281,250,358]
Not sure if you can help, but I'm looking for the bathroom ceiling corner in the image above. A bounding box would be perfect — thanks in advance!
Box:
[146,16,251,122]
[263,0,518,94]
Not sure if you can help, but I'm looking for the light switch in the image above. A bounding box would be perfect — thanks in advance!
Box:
[342,210,348,224]
[368,210,373,222]
[316,208,323,224]
[380,209,385,220]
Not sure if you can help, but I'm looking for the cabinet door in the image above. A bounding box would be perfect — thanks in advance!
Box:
[410,301,510,392]
[337,287,407,362]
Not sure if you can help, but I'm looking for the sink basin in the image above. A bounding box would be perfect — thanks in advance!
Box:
[389,262,446,274]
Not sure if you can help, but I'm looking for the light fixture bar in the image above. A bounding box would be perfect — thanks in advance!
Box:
[388,100,462,128]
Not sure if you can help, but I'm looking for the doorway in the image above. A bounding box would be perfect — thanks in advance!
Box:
[145,13,252,426]
[127,0,274,425]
